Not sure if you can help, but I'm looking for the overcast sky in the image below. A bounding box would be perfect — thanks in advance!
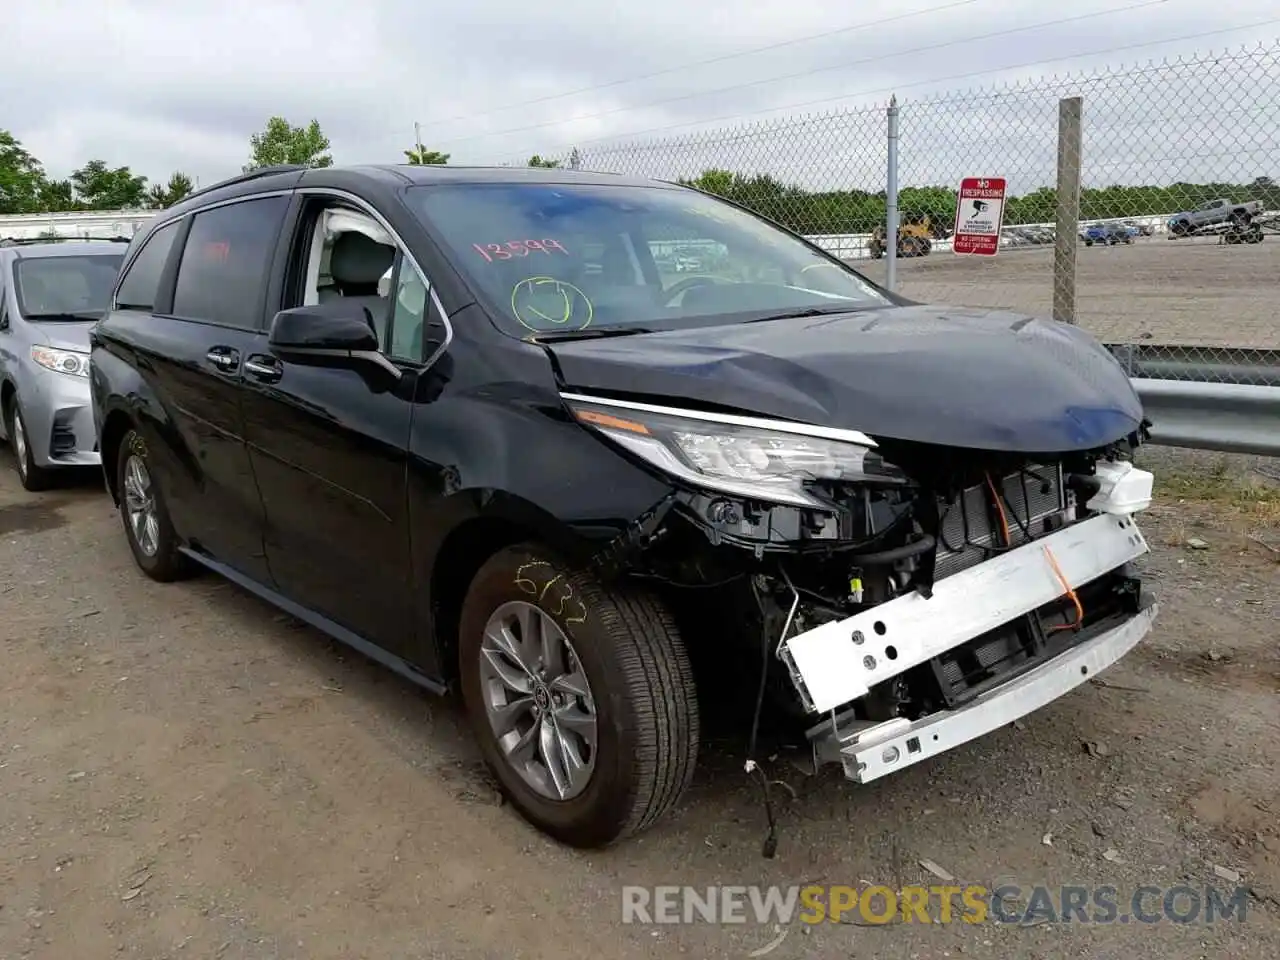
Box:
[3,0,1278,192]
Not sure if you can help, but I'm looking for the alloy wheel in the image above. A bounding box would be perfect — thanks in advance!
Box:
[478,600,598,801]
[122,453,160,557]
[12,412,28,480]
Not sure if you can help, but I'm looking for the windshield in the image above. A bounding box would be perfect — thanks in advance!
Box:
[405,181,891,339]
[13,254,124,320]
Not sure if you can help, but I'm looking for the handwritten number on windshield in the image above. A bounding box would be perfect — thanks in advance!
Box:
[472,239,568,262]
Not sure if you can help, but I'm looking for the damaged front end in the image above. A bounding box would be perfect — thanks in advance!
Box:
[563,391,1158,784]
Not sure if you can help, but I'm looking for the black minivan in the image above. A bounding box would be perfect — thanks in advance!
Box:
[90,163,1157,849]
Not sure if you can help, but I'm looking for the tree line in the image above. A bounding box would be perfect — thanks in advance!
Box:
[676,171,1280,236]
[0,115,569,215]
[4,115,1277,230]
[2,129,195,213]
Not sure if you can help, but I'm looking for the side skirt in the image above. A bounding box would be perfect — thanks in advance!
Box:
[179,547,449,697]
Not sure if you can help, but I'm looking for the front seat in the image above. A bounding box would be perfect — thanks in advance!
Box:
[326,231,396,344]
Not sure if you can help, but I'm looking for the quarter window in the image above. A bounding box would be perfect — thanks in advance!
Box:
[387,255,431,362]
[114,221,180,311]
[172,196,288,328]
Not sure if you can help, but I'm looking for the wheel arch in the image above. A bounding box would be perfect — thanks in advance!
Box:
[425,490,604,683]
[98,407,137,505]
[0,376,15,427]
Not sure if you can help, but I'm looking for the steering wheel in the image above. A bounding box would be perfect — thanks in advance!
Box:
[662,274,721,306]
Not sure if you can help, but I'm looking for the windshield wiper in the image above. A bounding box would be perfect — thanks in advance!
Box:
[530,327,653,343]
[22,311,103,322]
[742,306,856,324]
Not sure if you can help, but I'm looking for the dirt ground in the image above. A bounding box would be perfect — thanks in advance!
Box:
[855,236,1280,350]
[1,445,1278,960]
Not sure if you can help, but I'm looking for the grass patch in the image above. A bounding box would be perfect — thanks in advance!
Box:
[1155,457,1280,526]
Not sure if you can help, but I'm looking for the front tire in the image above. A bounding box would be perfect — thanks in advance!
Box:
[6,399,55,492]
[458,543,699,848]
[116,428,192,582]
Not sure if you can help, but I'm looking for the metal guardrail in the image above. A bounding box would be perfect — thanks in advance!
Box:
[1129,379,1280,457]
[1104,345,1280,456]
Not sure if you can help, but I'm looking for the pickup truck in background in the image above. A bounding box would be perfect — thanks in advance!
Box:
[1167,198,1264,236]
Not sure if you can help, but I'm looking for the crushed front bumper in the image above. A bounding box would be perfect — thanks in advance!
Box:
[781,511,1151,714]
[783,500,1156,782]
[813,601,1156,782]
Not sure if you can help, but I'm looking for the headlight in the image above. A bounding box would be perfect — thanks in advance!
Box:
[32,345,90,378]
[566,396,906,507]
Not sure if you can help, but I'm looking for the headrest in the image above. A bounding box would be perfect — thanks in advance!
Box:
[330,231,394,286]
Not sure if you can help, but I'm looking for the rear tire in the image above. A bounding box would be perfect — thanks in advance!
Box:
[458,543,699,848]
[116,427,192,582]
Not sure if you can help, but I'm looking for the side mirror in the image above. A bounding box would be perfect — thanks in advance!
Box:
[268,302,379,353]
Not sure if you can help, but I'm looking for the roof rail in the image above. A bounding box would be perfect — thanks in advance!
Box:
[178,164,309,204]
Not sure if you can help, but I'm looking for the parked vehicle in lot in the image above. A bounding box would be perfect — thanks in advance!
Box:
[1120,220,1152,237]
[1024,225,1055,244]
[0,239,126,489]
[89,164,1158,849]
[1083,222,1132,246]
[1167,198,1263,236]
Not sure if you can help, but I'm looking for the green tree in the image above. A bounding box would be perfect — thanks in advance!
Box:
[527,154,560,168]
[246,117,332,171]
[0,129,47,214]
[670,166,1280,237]
[69,159,149,209]
[38,178,77,212]
[405,147,449,165]
[148,171,195,209]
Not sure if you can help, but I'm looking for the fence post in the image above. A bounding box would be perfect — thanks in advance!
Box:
[1053,96,1083,324]
[885,95,900,292]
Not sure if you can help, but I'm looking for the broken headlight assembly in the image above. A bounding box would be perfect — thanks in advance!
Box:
[564,395,907,508]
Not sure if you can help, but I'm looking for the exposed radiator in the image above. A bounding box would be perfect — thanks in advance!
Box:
[934,465,1068,579]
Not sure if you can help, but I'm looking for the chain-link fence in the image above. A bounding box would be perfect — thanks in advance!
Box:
[509,40,1280,380]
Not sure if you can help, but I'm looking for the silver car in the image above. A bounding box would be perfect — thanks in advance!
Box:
[0,239,126,490]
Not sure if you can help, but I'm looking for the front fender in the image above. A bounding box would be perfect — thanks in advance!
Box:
[407,384,677,567]
[404,374,678,678]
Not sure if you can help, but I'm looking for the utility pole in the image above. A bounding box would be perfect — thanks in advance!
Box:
[885,95,900,292]
[414,122,424,160]
[1052,96,1083,324]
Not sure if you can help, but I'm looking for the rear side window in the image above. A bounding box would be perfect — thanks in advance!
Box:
[172,196,288,329]
[115,221,180,311]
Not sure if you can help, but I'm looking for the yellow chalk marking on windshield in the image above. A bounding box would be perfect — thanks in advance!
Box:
[510,276,594,333]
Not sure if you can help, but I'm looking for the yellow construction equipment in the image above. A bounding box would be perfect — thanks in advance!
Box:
[868,213,934,259]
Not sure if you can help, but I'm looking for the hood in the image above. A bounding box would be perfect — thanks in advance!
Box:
[33,321,96,353]
[546,304,1145,453]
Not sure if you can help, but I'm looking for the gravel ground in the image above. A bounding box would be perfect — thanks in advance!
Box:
[1,446,1278,959]
[854,236,1280,350]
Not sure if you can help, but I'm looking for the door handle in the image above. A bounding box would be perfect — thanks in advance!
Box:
[206,346,240,373]
[243,354,283,383]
